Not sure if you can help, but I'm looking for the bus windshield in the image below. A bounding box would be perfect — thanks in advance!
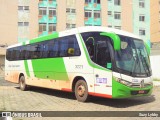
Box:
[115,35,151,77]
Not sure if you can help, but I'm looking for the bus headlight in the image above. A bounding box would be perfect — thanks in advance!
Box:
[115,78,132,86]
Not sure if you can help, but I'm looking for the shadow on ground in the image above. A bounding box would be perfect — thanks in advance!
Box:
[14,86,156,108]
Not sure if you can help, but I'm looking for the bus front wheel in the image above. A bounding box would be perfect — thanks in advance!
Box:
[75,80,89,102]
[19,76,28,91]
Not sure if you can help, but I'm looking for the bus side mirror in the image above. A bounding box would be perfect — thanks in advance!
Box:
[100,32,121,51]
[107,63,112,69]
[68,48,75,55]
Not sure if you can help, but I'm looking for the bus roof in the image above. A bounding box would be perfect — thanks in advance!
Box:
[7,26,141,49]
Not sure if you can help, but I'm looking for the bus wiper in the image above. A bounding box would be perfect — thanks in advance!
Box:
[142,56,150,76]
[139,51,150,76]
[131,56,139,77]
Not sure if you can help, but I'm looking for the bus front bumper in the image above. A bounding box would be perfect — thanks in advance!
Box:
[112,80,153,99]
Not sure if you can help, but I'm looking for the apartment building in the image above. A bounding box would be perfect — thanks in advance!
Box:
[150,0,160,45]
[0,0,151,65]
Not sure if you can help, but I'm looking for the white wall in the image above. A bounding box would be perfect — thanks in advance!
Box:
[150,55,160,79]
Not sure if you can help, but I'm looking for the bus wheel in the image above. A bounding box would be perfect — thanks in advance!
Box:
[75,80,89,102]
[19,76,28,91]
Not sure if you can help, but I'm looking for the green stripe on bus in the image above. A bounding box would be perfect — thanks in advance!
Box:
[78,34,111,72]
[31,58,69,80]
[22,42,25,46]
[23,42,30,77]
[30,32,59,44]
[24,60,30,77]
[112,78,153,98]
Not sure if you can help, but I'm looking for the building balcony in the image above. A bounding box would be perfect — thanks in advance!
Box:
[39,1,48,7]
[84,17,101,26]
[48,16,57,23]
[84,3,101,10]
[38,31,48,37]
[39,15,48,23]
[48,1,57,8]
[39,15,57,23]
[48,31,56,34]
[66,14,76,24]
[93,18,101,26]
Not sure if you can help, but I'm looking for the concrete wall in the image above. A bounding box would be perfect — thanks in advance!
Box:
[150,55,160,79]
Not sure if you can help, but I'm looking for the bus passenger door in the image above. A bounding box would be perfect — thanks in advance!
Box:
[93,40,112,97]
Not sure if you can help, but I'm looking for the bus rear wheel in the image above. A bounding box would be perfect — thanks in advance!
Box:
[19,76,28,91]
[75,80,89,102]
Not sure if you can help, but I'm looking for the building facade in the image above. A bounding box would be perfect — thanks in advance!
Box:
[150,0,160,43]
[0,0,18,68]
[0,0,151,66]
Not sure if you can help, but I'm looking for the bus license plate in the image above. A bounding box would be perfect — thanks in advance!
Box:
[138,90,145,94]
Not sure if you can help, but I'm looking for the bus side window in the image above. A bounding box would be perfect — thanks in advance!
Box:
[30,45,36,59]
[26,45,31,59]
[59,38,68,57]
[15,47,20,60]
[68,35,81,56]
[96,41,111,68]
[59,35,80,57]
[52,40,59,57]
[7,49,12,61]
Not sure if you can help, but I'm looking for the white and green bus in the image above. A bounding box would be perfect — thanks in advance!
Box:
[5,26,153,102]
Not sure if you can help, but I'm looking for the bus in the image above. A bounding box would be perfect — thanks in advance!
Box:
[5,26,153,102]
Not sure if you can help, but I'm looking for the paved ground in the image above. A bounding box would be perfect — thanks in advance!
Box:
[0,76,160,120]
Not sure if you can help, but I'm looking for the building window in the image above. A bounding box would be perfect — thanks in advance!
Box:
[85,11,92,18]
[85,0,92,4]
[139,29,145,36]
[18,6,29,11]
[18,22,29,26]
[66,8,76,13]
[108,11,112,16]
[18,6,23,10]
[115,26,121,30]
[94,0,100,4]
[114,12,121,19]
[139,15,145,22]
[108,25,112,28]
[49,24,56,32]
[94,11,101,19]
[39,8,47,16]
[114,0,120,5]
[24,22,29,26]
[49,8,56,16]
[139,0,145,8]
[66,23,76,29]
[39,24,47,32]
[18,22,23,26]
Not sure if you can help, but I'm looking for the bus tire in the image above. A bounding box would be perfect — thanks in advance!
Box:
[19,76,28,91]
[75,80,89,102]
